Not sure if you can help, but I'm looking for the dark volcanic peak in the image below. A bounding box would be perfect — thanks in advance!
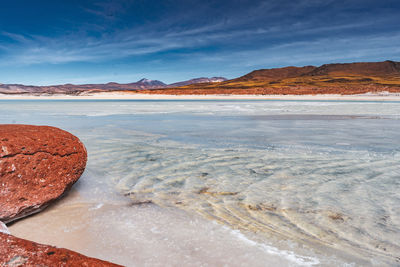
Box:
[136,78,166,87]
[130,78,167,89]
[105,82,120,86]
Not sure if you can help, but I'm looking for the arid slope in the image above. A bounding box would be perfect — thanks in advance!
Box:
[140,61,400,95]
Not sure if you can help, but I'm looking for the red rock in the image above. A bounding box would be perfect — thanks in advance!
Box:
[0,124,87,223]
[0,232,122,266]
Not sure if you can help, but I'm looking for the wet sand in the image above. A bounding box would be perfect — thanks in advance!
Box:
[8,185,318,267]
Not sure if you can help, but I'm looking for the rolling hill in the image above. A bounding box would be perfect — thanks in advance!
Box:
[1,61,400,95]
[140,60,400,95]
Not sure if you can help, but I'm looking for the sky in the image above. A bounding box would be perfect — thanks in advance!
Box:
[0,0,399,85]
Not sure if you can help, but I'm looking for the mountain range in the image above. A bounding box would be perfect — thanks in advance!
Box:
[0,77,227,95]
[140,60,400,95]
[1,61,400,95]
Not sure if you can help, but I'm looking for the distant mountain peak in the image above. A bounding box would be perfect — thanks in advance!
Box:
[138,78,154,83]
[3,60,398,95]
[168,77,227,87]
[136,78,166,86]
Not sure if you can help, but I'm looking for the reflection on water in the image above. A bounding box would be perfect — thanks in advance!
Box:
[1,100,400,266]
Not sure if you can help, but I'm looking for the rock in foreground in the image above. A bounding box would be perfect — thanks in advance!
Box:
[0,124,87,223]
[0,233,122,266]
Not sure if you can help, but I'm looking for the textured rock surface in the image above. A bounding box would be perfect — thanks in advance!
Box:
[0,124,87,223]
[0,232,122,266]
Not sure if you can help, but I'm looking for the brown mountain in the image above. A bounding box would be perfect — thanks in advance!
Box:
[235,66,317,81]
[1,61,400,95]
[308,61,400,76]
[140,60,400,95]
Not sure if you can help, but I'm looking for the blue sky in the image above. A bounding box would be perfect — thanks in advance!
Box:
[0,0,399,85]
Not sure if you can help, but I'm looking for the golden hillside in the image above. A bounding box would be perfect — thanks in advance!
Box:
[140,61,400,95]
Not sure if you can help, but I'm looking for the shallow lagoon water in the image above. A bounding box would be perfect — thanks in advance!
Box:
[2,100,400,266]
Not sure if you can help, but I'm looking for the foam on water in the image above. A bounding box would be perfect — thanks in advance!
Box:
[228,229,320,266]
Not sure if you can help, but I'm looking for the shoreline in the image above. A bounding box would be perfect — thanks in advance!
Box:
[3,98,396,266]
[8,184,318,267]
[1,92,400,101]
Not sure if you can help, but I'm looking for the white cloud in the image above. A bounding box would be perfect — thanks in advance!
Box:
[0,0,398,68]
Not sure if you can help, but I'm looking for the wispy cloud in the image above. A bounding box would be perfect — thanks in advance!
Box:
[195,32,400,70]
[0,21,274,65]
[0,0,399,85]
[1,14,393,67]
